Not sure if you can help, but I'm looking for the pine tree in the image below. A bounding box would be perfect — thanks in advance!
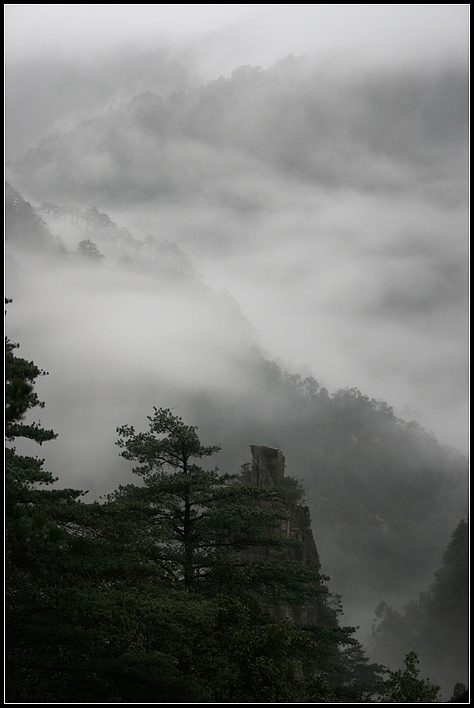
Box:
[113,407,327,603]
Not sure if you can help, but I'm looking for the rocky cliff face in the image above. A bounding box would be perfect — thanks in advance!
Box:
[243,445,336,626]
[249,445,286,488]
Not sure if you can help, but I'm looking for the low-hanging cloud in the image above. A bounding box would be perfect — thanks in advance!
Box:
[4,13,469,688]
[8,50,467,454]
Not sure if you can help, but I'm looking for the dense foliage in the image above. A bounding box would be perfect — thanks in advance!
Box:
[369,518,469,697]
[5,328,443,702]
[375,652,440,703]
[5,182,468,611]
[259,375,467,598]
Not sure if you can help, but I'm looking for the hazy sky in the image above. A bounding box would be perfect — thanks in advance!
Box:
[5,4,469,460]
[5,4,469,66]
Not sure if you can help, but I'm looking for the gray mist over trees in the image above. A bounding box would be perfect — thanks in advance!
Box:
[5,6,468,700]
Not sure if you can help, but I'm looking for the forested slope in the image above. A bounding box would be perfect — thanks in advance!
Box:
[6,182,467,620]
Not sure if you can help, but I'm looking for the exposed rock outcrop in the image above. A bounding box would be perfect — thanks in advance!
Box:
[243,445,336,626]
[249,444,286,488]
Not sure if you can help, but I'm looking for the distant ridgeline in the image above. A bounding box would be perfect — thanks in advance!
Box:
[5,181,195,279]
[7,57,468,206]
[5,181,468,614]
[242,445,336,627]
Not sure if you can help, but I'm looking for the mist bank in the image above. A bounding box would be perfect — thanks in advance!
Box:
[5,4,468,160]
[7,54,468,453]
[5,184,468,634]
[368,518,468,700]
[9,54,468,206]
[6,10,468,699]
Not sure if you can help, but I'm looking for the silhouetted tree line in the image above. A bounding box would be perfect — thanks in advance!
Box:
[369,517,468,698]
[5,181,468,612]
[6,319,442,702]
[10,56,467,204]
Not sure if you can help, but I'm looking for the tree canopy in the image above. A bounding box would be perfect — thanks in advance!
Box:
[369,518,468,697]
[5,321,444,702]
[77,238,105,261]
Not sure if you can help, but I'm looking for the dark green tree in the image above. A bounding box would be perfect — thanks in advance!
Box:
[114,407,325,600]
[5,333,209,702]
[5,333,91,701]
[369,519,468,696]
[111,408,396,702]
[5,334,69,544]
[329,638,386,701]
[115,407,223,589]
[7,333,422,702]
[427,518,469,642]
[77,238,105,261]
[415,518,468,692]
[377,652,440,703]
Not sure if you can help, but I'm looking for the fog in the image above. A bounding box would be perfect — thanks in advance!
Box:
[5,5,468,65]
[5,6,469,687]
[5,5,468,158]
[6,250,258,492]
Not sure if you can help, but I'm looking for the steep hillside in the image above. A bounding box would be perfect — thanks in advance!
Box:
[5,183,467,623]
[8,56,468,208]
[369,519,469,699]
